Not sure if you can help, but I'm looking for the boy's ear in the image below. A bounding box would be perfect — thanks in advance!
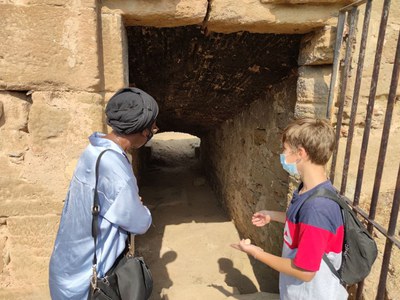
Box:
[297,146,309,160]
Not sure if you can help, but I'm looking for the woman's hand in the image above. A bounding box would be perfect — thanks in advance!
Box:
[252,211,271,227]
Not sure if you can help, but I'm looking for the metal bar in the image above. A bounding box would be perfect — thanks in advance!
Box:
[368,27,400,233]
[377,239,394,300]
[340,0,368,12]
[376,161,400,299]
[326,12,346,120]
[355,281,364,300]
[330,8,359,184]
[374,27,400,300]
[353,0,391,207]
[340,0,372,195]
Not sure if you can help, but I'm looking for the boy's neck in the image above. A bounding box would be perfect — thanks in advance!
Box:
[300,164,328,194]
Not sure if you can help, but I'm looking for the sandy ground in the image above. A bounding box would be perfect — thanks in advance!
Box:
[136,132,279,300]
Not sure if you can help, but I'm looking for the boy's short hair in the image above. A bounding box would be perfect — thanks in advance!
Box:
[282,118,336,165]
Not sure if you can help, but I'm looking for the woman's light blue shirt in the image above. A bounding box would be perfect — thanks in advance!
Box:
[49,132,152,300]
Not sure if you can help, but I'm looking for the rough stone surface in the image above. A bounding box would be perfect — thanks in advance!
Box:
[207,0,343,34]
[102,13,129,92]
[202,76,298,292]
[297,65,332,104]
[26,92,104,198]
[6,216,60,286]
[298,26,336,66]
[260,0,353,3]
[0,3,100,91]
[102,0,208,27]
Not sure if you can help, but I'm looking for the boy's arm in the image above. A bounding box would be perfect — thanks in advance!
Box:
[252,210,286,226]
[254,247,316,282]
[231,240,316,282]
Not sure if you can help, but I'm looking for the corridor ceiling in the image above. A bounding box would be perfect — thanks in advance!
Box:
[127,25,301,136]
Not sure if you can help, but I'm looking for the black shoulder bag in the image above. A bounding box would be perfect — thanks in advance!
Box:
[88,149,153,300]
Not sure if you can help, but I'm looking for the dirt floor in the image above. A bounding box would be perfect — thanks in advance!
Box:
[136,132,279,300]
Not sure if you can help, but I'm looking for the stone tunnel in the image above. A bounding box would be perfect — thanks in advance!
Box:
[126,25,304,293]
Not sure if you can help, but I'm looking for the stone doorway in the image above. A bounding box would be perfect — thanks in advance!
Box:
[124,23,307,294]
[100,3,340,294]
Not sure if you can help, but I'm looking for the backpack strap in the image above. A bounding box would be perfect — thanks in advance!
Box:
[298,187,345,285]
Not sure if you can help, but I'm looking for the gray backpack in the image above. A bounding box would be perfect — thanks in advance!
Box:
[300,188,378,285]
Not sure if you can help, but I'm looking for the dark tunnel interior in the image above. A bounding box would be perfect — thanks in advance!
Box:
[127,25,302,137]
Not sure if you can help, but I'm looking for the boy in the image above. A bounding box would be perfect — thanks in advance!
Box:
[231,118,348,299]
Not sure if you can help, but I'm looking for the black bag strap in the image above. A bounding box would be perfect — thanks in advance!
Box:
[91,149,135,279]
[298,187,345,284]
[92,149,111,266]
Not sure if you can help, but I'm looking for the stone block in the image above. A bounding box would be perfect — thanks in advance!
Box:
[0,4,100,91]
[207,0,343,34]
[101,13,128,92]
[298,26,336,66]
[9,249,50,285]
[6,215,59,237]
[294,102,328,118]
[260,0,353,3]
[102,0,208,27]
[0,232,6,273]
[28,91,103,149]
[0,92,30,158]
[0,0,96,7]
[0,286,50,300]
[297,65,332,104]
[0,92,30,132]
[19,91,104,201]
[0,178,63,215]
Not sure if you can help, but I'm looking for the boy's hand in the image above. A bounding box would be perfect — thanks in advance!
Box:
[230,239,263,258]
[252,211,271,227]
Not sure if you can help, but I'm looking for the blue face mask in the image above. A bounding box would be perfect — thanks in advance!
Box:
[280,153,299,176]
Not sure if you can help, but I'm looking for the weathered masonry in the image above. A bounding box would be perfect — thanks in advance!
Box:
[0,0,399,299]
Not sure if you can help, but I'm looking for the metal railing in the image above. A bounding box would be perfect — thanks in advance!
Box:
[327,0,400,299]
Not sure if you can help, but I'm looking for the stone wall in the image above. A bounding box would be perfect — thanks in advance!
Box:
[0,1,109,297]
[201,76,297,292]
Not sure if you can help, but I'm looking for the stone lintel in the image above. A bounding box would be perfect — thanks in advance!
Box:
[260,0,354,3]
[207,1,343,34]
[102,0,208,27]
